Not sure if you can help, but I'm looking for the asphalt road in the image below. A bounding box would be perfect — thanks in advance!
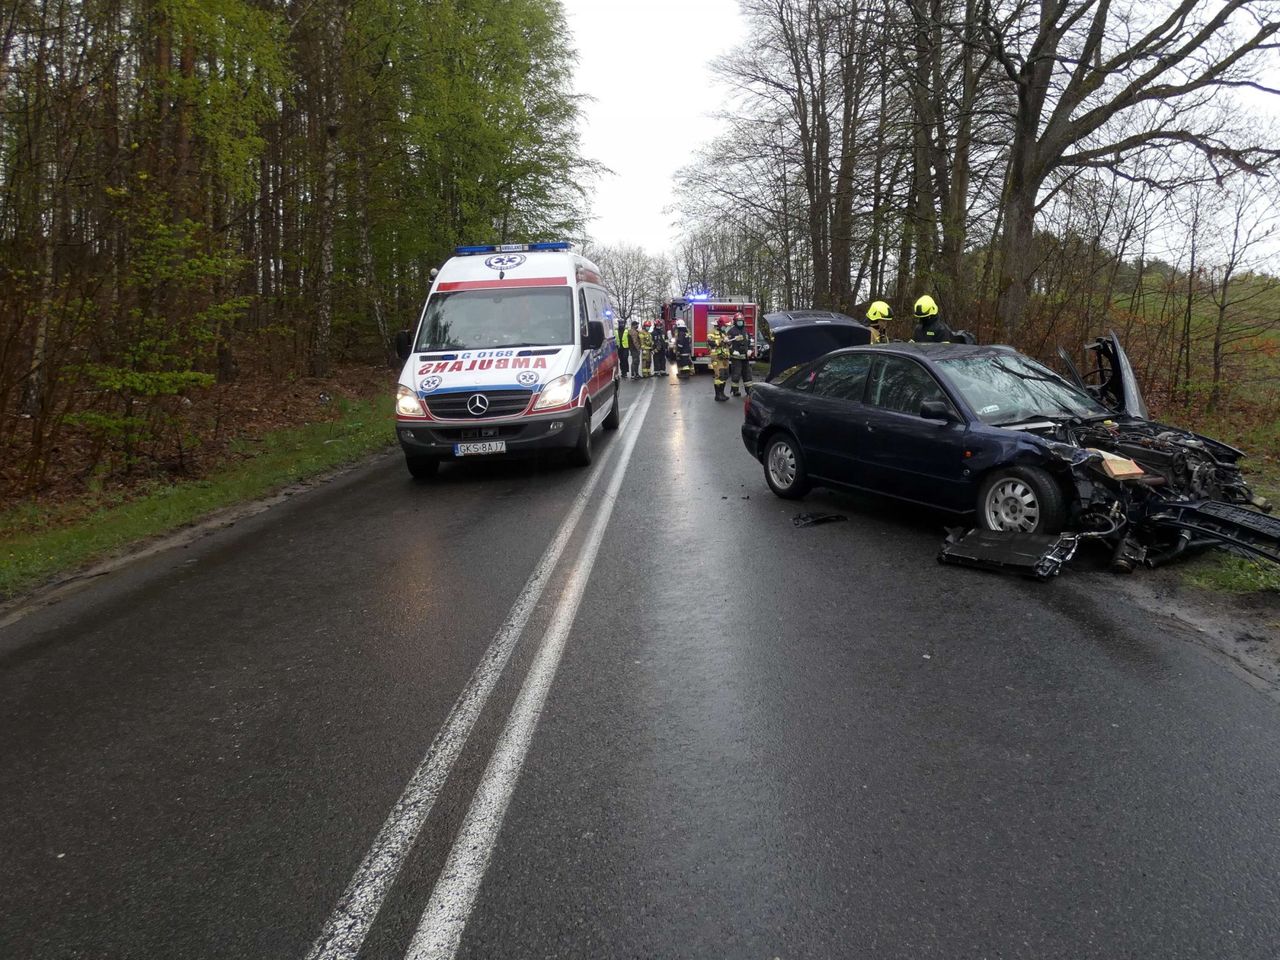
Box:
[3,371,1279,960]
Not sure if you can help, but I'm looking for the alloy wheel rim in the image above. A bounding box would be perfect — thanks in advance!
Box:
[769,442,797,488]
[985,479,1040,532]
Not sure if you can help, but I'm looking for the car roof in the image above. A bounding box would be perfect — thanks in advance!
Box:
[831,342,1023,361]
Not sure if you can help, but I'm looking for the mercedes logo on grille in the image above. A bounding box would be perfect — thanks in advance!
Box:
[466,393,490,416]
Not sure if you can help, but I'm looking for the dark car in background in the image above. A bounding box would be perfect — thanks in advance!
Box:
[741,338,1279,574]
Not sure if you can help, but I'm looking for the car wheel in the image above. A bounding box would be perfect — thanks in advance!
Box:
[763,434,810,499]
[602,382,620,430]
[569,408,593,466]
[405,455,438,480]
[977,466,1066,534]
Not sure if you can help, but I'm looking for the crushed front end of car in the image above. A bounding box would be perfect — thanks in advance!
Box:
[942,415,1278,578]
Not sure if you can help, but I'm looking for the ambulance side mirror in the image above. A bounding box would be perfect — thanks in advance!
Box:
[587,320,606,351]
[394,330,411,362]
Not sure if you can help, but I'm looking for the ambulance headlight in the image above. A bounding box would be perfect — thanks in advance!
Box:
[396,384,423,417]
[532,375,576,410]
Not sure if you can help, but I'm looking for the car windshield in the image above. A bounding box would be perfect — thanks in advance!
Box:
[936,353,1110,424]
[415,287,574,351]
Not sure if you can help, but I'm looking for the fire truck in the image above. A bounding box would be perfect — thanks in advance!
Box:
[659,297,758,370]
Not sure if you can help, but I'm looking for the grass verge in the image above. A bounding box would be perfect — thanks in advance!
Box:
[0,397,393,602]
[1180,479,1280,596]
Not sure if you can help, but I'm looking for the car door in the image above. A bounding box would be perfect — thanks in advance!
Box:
[791,352,874,486]
[861,355,971,509]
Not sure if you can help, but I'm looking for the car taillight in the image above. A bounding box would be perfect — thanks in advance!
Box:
[743,395,751,417]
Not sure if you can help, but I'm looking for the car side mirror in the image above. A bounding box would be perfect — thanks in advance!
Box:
[394,330,412,362]
[920,399,956,422]
[587,319,606,350]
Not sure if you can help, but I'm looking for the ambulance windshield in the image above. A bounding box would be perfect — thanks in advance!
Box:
[416,287,574,351]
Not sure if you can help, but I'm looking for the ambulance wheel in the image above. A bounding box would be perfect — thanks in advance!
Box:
[602,382,621,430]
[405,455,438,480]
[569,411,593,467]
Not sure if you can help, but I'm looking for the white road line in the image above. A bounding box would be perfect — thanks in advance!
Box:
[403,383,656,960]
[306,386,648,960]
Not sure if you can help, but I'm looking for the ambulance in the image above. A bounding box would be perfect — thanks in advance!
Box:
[393,242,621,478]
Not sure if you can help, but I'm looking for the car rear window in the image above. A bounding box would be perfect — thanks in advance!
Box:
[810,354,873,402]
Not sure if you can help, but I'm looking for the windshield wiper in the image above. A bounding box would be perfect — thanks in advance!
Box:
[992,414,1062,427]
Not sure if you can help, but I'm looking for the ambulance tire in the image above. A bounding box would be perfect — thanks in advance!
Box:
[405,455,438,480]
[569,408,593,467]
[602,382,621,430]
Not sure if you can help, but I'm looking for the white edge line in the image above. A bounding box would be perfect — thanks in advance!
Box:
[403,383,656,960]
[306,383,647,960]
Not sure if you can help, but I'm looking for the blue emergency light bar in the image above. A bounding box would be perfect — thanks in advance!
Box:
[454,241,574,255]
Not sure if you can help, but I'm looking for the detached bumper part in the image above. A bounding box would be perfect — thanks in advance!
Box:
[1145,500,1280,565]
[938,529,1081,580]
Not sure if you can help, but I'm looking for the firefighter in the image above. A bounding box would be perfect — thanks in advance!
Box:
[628,320,642,379]
[865,299,892,343]
[708,317,730,401]
[910,295,957,343]
[638,321,655,378]
[617,320,630,378]
[674,320,693,379]
[651,320,667,375]
[726,312,753,396]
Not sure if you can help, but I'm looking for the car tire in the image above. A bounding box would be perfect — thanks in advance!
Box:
[569,409,593,466]
[976,465,1066,534]
[405,455,438,480]
[763,433,810,499]
[602,382,620,430]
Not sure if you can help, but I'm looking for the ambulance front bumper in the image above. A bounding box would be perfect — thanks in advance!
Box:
[396,407,587,459]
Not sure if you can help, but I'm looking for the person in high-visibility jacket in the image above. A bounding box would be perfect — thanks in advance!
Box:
[628,320,642,379]
[865,299,891,343]
[617,320,631,378]
[726,313,753,396]
[708,318,730,401]
[638,322,654,377]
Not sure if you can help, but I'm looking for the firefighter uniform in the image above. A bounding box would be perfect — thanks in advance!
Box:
[708,322,730,401]
[910,294,956,342]
[726,317,752,396]
[638,324,654,377]
[675,324,693,378]
[652,322,667,375]
[865,299,891,343]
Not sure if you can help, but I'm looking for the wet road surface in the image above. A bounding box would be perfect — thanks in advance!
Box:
[3,373,1279,959]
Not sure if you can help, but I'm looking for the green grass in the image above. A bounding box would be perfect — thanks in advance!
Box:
[1185,553,1280,594]
[0,397,393,601]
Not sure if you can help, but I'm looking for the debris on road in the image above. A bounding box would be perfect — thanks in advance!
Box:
[938,528,1082,580]
[793,513,848,528]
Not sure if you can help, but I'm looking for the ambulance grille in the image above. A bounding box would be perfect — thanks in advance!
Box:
[426,389,532,419]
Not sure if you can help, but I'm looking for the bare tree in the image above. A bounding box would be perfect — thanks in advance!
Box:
[975,0,1280,335]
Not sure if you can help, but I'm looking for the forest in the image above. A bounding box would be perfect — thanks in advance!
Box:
[0,0,593,498]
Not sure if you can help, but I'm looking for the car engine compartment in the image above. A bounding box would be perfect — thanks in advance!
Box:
[941,416,1279,579]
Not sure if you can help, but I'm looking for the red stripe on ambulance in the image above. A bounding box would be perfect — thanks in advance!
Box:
[436,278,565,291]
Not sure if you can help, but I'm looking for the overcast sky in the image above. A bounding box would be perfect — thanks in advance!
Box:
[562,0,746,256]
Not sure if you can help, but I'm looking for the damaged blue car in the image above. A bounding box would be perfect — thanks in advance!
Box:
[742,331,1278,578]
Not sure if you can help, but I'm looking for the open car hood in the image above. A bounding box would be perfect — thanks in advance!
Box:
[1059,331,1149,419]
[761,311,873,381]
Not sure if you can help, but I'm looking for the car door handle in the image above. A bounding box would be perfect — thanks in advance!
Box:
[864,420,875,432]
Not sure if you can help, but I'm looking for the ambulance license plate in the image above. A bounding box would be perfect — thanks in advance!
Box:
[453,441,506,457]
